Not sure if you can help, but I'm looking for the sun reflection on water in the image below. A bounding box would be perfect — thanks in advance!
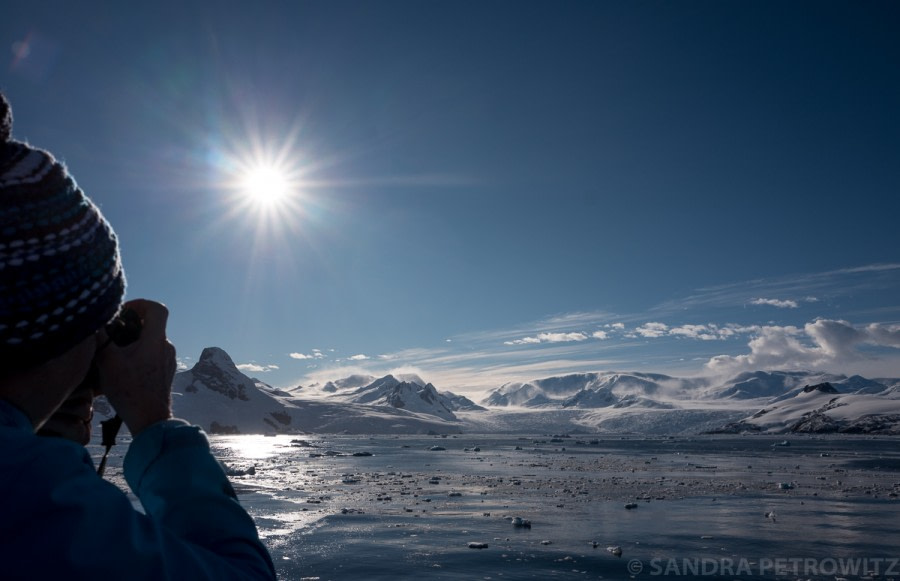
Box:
[214,434,298,460]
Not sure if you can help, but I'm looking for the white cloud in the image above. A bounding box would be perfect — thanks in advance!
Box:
[542,332,588,342]
[349,354,370,361]
[865,323,900,348]
[633,322,669,338]
[504,336,541,345]
[706,326,810,374]
[237,363,279,373]
[751,298,799,309]
[669,324,721,341]
[290,351,325,360]
[804,319,864,357]
[504,332,589,346]
[625,322,758,341]
[609,323,626,330]
[592,330,609,340]
[706,319,900,375]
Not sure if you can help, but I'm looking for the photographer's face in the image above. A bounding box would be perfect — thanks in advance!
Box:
[36,335,99,445]
[38,381,96,445]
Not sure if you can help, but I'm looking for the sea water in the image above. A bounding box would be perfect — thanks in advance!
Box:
[97,434,900,580]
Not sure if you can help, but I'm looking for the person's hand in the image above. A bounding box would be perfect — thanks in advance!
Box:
[95,299,177,437]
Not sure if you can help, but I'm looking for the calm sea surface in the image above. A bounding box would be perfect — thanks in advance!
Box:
[97,434,900,580]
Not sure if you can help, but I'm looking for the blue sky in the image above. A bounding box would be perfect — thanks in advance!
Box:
[5,1,900,396]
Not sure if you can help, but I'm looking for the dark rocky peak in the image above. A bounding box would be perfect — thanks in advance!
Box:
[189,346,250,401]
[802,382,839,394]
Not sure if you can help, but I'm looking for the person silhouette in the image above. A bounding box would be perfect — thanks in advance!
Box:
[0,91,275,580]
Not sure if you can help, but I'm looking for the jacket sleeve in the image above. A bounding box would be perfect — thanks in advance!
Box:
[1,411,275,580]
[121,419,277,580]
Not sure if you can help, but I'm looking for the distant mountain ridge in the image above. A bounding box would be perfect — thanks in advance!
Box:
[163,347,466,435]
[324,375,457,420]
[93,347,900,436]
[474,369,900,435]
[481,370,897,409]
[483,372,680,407]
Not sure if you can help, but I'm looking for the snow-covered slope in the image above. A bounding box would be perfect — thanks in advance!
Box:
[440,391,487,412]
[482,370,899,409]
[343,376,457,420]
[702,371,890,400]
[165,348,463,435]
[173,347,301,434]
[320,374,377,393]
[475,370,900,435]
[703,371,832,399]
[316,374,487,418]
[710,383,900,434]
[483,372,687,408]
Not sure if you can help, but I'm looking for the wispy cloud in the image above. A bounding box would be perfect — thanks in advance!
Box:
[833,263,900,275]
[237,362,280,373]
[669,324,726,340]
[176,357,191,371]
[648,263,900,317]
[632,322,669,338]
[504,332,590,345]
[751,298,799,309]
[290,349,325,360]
[627,323,756,341]
[348,354,370,361]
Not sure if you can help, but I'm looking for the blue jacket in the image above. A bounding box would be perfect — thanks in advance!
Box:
[0,400,276,580]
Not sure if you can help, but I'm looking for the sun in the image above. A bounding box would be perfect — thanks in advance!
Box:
[209,115,318,242]
[240,163,291,207]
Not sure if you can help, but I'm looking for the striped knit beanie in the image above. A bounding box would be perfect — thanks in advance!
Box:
[0,92,126,371]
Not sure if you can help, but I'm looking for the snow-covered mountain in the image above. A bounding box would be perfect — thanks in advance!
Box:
[482,372,687,408]
[320,374,376,393]
[310,373,486,416]
[710,382,900,434]
[700,370,890,400]
[482,370,897,409]
[474,369,900,435]
[329,375,458,420]
[440,390,487,412]
[92,348,899,436]
[174,347,299,434]
[163,347,465,435]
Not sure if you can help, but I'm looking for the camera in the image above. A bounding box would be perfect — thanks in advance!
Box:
[97,308,145,470]
[104,308,142,348]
